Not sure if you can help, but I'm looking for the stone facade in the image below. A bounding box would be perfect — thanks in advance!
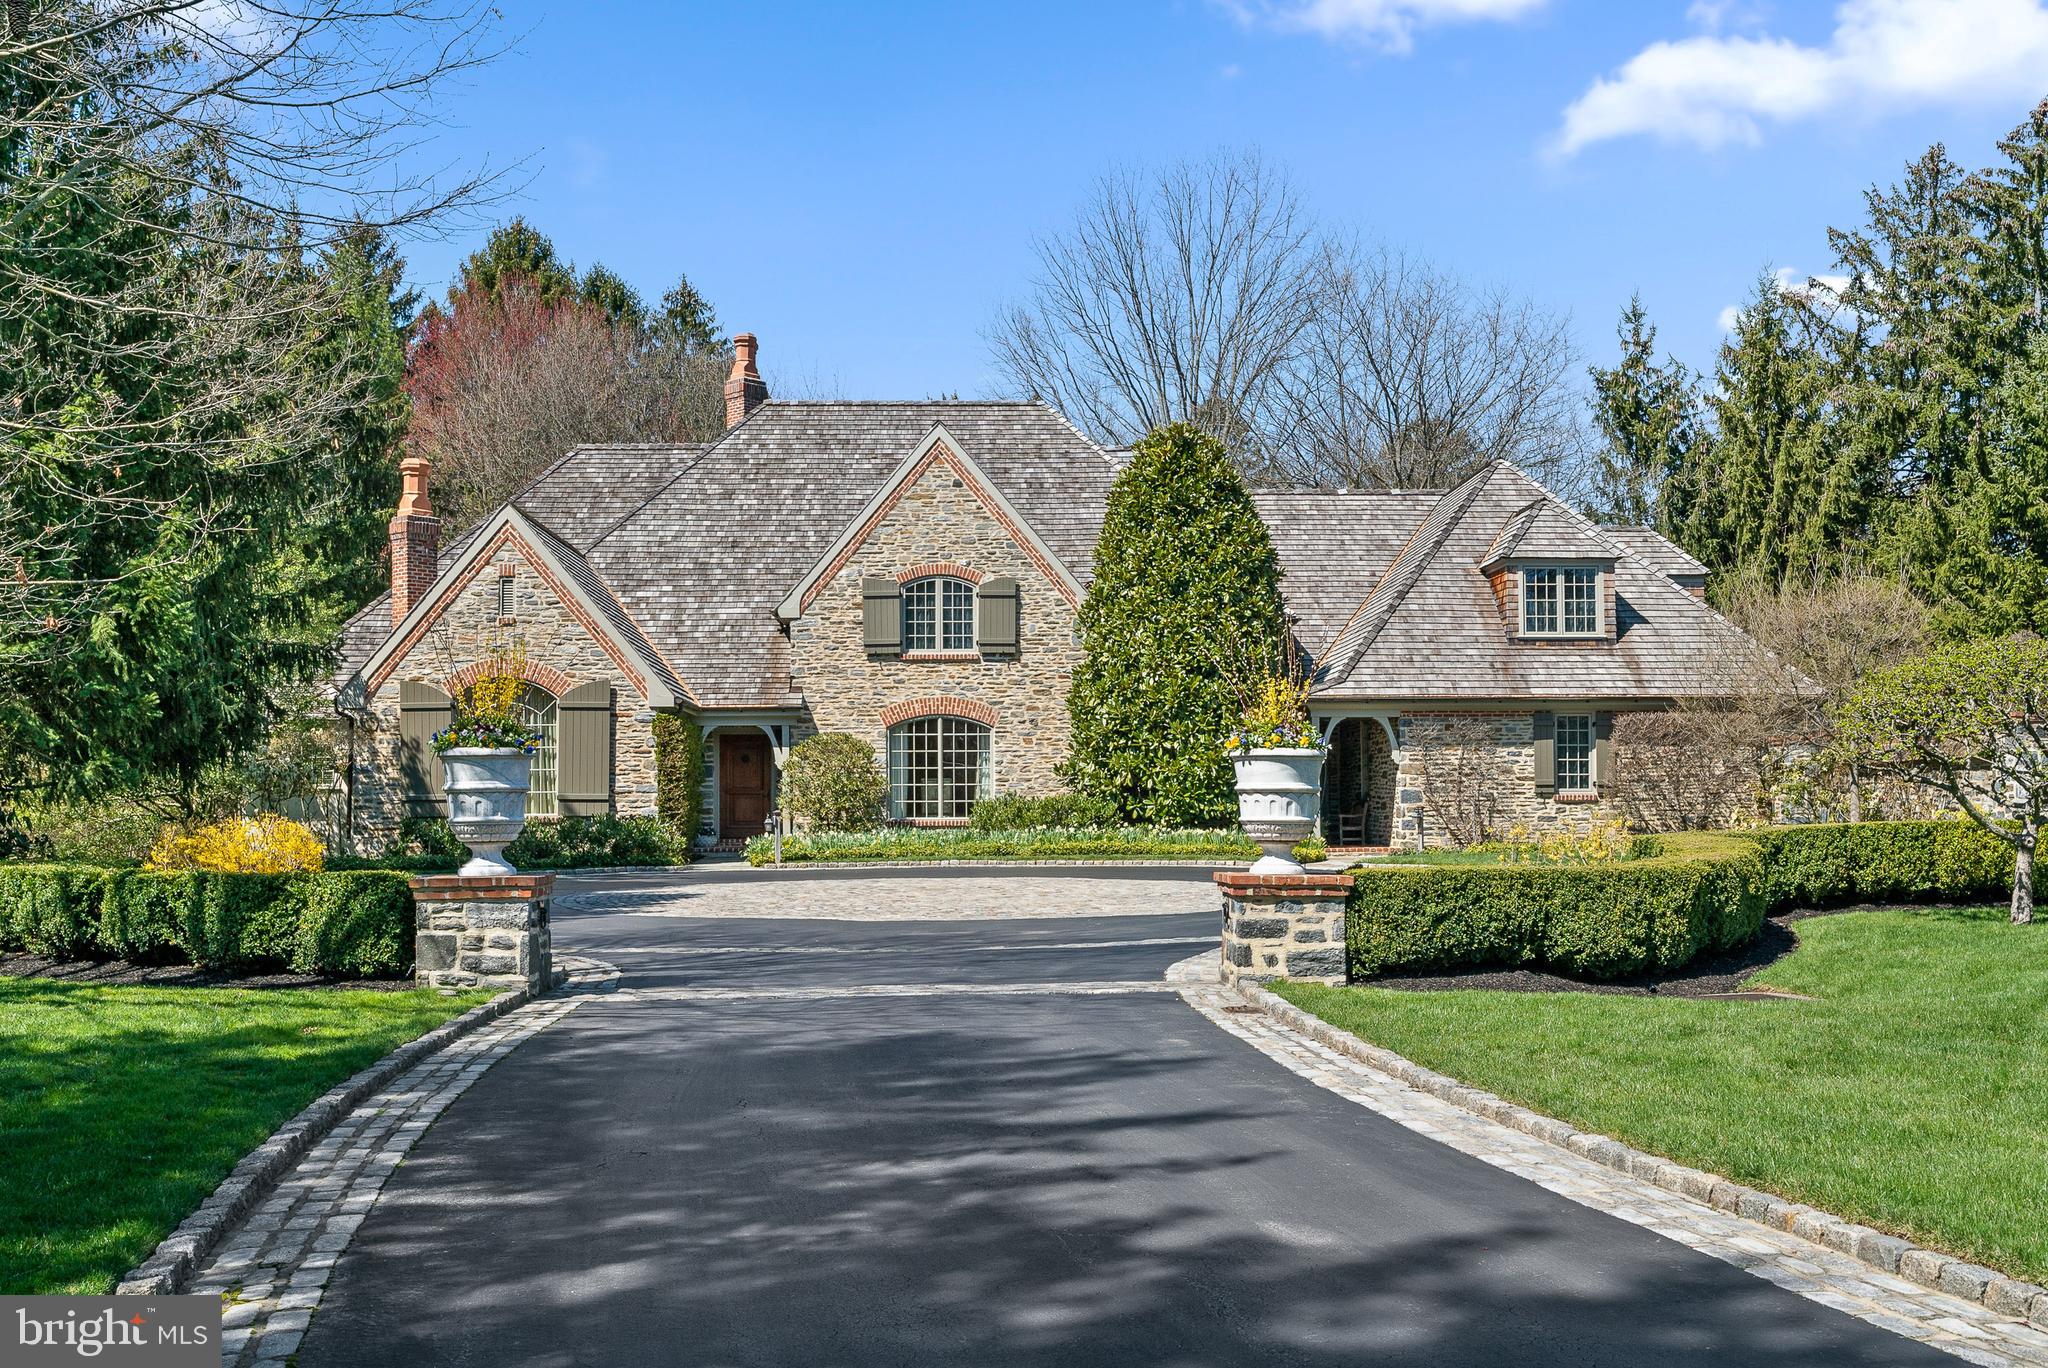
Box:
[411,873,553,992]
[786,447,1083,803]
[1216,872,1352,985]
[1391,711,1630,849]
[346,531,660,852]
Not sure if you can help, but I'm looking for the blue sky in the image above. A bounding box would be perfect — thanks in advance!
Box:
[398,1,2048,400]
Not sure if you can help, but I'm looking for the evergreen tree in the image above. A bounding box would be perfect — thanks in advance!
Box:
[654,274,724,353]
[453,216,577,307]
[1064,423,1287,826]
[578,262,645,326]
[1586,296,1698,527]
[1670,277,1837,582]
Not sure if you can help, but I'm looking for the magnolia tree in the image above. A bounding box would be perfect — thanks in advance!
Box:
[1837,637,2047,924]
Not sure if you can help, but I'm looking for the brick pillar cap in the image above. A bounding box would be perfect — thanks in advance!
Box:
[1214,871,1355,895]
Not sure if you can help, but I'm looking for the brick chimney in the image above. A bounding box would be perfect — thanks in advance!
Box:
[724,332,769,429]
[389,455,440,626]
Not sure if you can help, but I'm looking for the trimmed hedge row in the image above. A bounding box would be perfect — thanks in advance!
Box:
[0,866,414,977]
[1348,820,2015,982]
[1350,836,1766,981]
[338,814,690,873]
[746,825,1261,867]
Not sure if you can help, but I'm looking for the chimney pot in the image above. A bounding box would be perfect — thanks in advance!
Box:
[724,332,769,429]
[389,456,441,626]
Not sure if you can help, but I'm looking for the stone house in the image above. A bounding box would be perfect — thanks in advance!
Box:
[333,335,1758,852]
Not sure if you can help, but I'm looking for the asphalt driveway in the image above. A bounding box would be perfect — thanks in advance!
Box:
[294,865,1959,1367]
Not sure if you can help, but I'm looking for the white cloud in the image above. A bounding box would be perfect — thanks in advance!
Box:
[1555,0,2048,156]
[1717,267,1854,331]
[1224,0,1547,54]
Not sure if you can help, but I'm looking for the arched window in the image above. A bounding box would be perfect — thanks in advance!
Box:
[518,684,559,817]
[887,715,990,820]
[902,576,975,652]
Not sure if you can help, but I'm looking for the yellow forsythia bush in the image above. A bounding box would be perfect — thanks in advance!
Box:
[147,814,326,873]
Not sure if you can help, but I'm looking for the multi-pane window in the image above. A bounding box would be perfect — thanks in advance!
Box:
[1523,567,1601,636]
[887,716,991,820]
[518,685,559,817]
[1555,713,1594,794]
[902,576,976,652]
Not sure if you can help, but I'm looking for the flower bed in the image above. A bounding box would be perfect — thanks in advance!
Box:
[745,825,1262,867]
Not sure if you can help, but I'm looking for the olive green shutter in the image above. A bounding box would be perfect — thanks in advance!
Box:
[398,681,452,816]
[976,576,1019,656]
[862,577,901,657]
[1593,711,1615,794]
[557,682,614,816]
[1531,711,1556,797]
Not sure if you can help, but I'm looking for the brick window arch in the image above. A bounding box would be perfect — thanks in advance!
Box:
[879,697,999,729]
[444,657,577,699]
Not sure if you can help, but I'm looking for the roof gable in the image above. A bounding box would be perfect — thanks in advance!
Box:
[341,503,688,712]
[1482,498,1622,568]
[775,424,1087,618]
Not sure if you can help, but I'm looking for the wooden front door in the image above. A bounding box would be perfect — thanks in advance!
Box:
[719,733,771,840]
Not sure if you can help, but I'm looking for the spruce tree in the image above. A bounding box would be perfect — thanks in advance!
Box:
[1065,423,1287,826]
[1586,296,1699,528]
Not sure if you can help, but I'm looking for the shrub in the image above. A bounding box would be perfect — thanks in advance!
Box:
[0,865,414,976]
[148,815,325,874]
[968,793,1120,831]
[388,814,466,861]
[1292,835,1329,864]
[1750,820,2013,910]
[779,733,887,832]
[1348,835,1767,981]
[503,815,686,868]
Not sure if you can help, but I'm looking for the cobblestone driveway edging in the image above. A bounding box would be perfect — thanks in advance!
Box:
[113,979,552,1297]
[1166,953,2048,1364]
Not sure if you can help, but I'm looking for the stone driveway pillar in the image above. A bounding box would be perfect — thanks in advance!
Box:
[1214,872,1353,987]
[410,873,554,993]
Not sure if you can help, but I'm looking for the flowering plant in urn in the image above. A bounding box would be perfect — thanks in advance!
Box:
[1222,644,1325,874]
[436,644,538,875]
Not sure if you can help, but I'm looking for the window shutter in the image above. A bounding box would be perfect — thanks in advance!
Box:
[557,682,614,816]
[1594,711,1615,793]
[1532,711,1556,797]
[398,681,452,816]
[862,577,902,657]
[976,576,1019,656]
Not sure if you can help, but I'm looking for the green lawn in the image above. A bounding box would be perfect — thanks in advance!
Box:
[1274,905,2048,1283]
[0,979,487,1294]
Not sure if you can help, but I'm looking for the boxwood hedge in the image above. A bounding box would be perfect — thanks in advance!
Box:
[0,865,416,977]
[1348,819,2014,981]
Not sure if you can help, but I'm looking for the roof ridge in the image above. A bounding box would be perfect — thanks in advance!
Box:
[1315,462,1499,687]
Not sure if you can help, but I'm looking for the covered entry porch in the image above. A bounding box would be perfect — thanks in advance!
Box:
[698,717,799,851]
[1314,713,1398,850]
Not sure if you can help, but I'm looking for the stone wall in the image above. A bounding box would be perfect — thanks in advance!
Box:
[787,448,1083,800]
[347,533,660,853]
[1393,711,1631,850]
[1216,873,1351,985]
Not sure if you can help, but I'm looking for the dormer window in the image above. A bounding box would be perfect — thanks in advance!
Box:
[903,576,975,652]
[1522,566,1601,637]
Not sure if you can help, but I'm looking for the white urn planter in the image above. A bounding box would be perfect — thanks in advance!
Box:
[441,747,532,876]
[1233,747,1324,875]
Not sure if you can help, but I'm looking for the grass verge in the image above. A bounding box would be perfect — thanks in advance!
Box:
[1272,905,2048,1284]
[0,979,489,1294]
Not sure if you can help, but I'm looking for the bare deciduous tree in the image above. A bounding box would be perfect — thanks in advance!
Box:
[989,150,1588,495]
[406,279,728,530]
[1257,245,1588,495]
[1,1,505,664]
[988,150,1326,453]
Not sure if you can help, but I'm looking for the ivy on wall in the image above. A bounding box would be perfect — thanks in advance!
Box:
[652,714,706,845]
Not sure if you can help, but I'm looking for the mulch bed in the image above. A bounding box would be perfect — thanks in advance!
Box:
[0,952,415,992]
[1358,906,1862,999]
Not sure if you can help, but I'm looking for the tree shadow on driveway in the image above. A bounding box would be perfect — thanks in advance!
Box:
[296,993,1956,1368]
